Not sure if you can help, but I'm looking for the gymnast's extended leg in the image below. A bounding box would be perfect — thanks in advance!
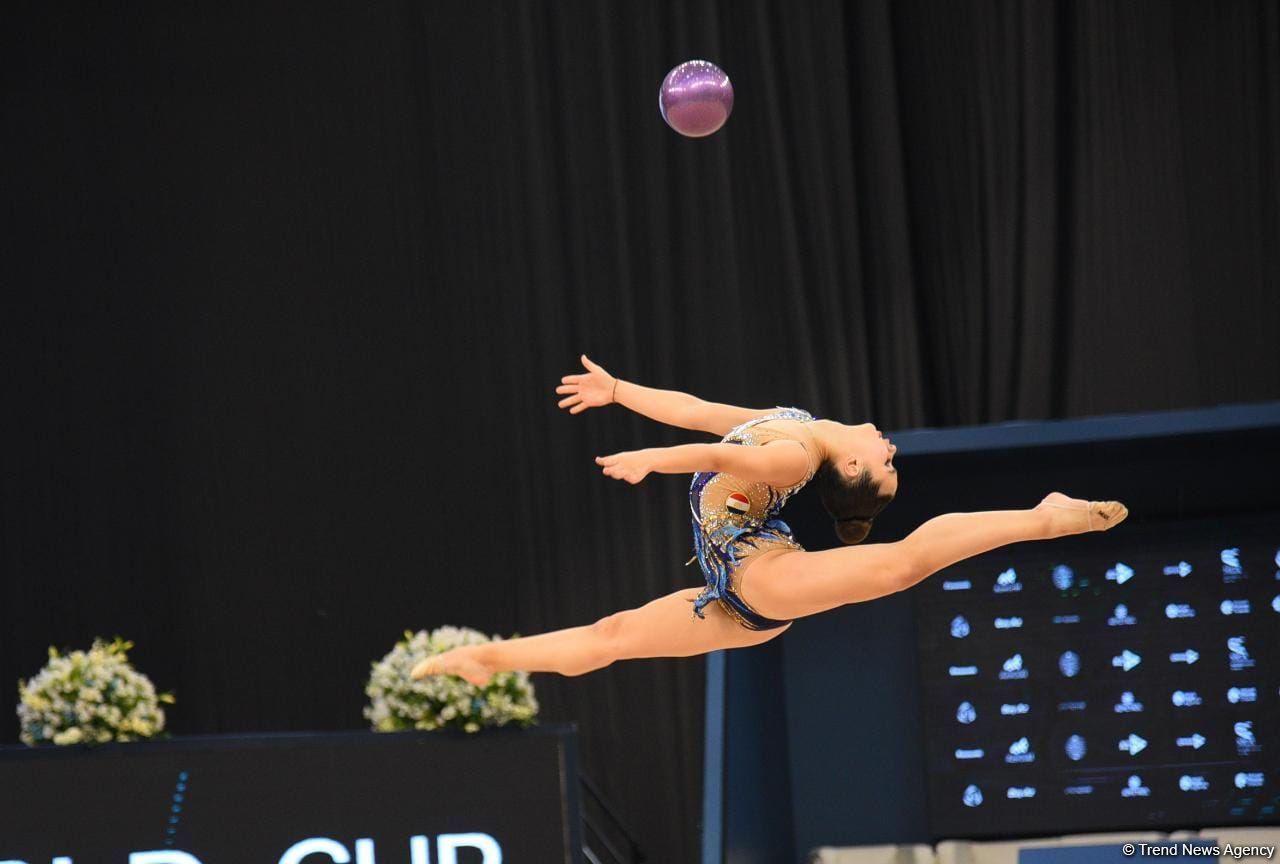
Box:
[412,493,1123,684]
[411,586,788,685]
[739,492,1127,621]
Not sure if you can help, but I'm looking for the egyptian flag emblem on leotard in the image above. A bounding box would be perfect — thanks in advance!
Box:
[726,492,751,516]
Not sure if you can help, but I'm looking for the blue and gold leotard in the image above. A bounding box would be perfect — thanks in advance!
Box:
[688,408,820,631]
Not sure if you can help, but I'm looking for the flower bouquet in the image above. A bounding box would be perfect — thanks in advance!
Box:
[17,638,174,746]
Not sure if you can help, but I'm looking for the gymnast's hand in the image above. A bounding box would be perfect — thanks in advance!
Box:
[595,450,651,484]
[556,354,616,414]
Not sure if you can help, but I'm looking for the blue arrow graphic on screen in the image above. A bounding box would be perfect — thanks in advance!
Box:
[1112,649,1142,671]
[1176,734,1206,749]
[1163,561,1193,577]
[1170,650,1200,664]
[1106,562,1135,584]
[1119,734,1148,755]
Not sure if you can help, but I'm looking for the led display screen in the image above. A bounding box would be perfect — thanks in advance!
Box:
[0,727,580,863]
[916,511,1279,838]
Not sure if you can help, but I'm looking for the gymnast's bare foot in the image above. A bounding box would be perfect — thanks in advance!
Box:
[1038,492,1128,538]
[411,647,494,687]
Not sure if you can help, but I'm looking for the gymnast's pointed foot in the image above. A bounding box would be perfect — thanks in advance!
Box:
[410,647,494,687]
[1038,492,1128,537]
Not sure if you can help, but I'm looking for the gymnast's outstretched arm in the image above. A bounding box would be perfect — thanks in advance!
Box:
[556,354,775,435]
[593,438,809,486]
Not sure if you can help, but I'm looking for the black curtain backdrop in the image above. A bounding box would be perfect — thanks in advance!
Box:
[3,2,1279,861]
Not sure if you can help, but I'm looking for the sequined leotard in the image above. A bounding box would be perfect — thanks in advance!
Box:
[688,408,820,631]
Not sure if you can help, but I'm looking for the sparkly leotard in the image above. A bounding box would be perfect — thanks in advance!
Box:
[688,408,820,631]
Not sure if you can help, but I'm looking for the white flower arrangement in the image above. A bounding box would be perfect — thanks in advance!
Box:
[16,638,174,746]
[365,626,539,734]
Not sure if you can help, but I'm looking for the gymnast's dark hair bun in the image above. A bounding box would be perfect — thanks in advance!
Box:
[834,517,873,545]
[812,459,895,545]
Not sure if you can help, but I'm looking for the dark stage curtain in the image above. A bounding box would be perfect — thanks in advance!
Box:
[3,2,1278,861]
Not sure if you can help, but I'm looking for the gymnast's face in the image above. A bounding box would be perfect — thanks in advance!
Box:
[836,422,899,496]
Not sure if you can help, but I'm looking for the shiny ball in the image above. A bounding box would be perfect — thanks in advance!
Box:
[659,60,734,138]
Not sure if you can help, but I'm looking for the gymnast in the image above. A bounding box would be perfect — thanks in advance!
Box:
[411,355,1127,685]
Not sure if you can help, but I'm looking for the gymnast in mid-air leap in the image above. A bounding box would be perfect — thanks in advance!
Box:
[412,355,1127,685]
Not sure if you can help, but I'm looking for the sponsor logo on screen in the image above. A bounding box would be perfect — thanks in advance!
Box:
[1005,737,1035,764]
[993,568,1022,593]
[1065,735,1087,762]
[1114,691,1144,713]
[1221,547,1245,581]
[1052,565,1075,591]
[1234,721,1260,755]
[1227,686,1257,704]
[1059,651,1081,678]
[1179,775,1210,792]
[1228,636,1255,670]
[1121,775,1151,798]
[1108,604,1136,626]
[999,653,1028,680]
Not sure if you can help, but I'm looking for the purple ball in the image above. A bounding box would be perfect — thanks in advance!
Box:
[659,60,734,138]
